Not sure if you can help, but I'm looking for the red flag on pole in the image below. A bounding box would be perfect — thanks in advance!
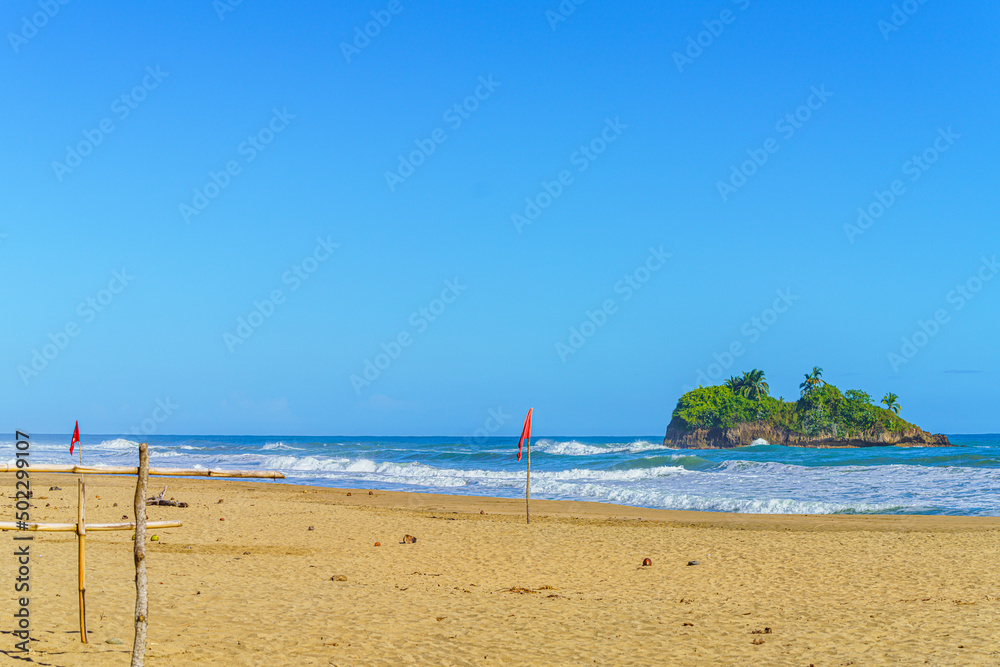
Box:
[70,421,80,456]
[516,409,532,461]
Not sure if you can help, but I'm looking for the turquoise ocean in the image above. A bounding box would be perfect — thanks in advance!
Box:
[5,434,1000,516]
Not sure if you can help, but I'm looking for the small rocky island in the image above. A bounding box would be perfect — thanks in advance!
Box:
[664,368,950,449]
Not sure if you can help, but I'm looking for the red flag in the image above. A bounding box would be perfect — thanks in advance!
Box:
[516,408,532,461]
[70,421,80,455]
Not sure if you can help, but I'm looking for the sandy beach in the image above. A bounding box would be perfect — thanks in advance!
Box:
[5,474,1000,666]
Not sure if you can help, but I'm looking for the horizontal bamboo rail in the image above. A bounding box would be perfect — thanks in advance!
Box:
[0,464,284,478]
[0,520,182,532]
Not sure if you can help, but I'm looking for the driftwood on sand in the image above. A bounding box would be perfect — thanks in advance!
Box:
[146,486,188,508]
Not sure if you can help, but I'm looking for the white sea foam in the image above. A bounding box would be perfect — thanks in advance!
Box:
[534,439,666,456]
[531,478,902,514]
[8,434,998,516]
[95,438,141,450]
[262,442,303,451]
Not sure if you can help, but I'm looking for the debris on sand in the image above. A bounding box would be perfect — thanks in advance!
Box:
[403,534,417,544]
[147,486,189,507]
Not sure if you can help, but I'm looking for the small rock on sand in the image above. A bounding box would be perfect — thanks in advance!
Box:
[687,560,700,566]
[331,575,347,581]
[308,526,315,531]
[403,535,417,544]
[106,638,123,645]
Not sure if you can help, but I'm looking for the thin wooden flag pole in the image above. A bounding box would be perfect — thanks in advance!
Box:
[77,478,87,643]
[525,435,531,525]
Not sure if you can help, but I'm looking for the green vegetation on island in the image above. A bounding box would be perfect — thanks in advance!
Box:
[665,368,949,448]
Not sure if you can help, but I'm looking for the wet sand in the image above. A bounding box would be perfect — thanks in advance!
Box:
[6,474,1000,665]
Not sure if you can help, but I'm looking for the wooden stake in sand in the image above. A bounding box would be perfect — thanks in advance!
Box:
[77,479,87,643]
[131,443,150,667]
[516,408,534,525]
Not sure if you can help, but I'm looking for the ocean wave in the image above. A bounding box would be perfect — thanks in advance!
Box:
[714,459,808,474]
[534,439,666,456]
[530,478,906,515]
[95,438,141,451]
[262,442,303,451]
[612,455,714,471]
[262,455,691,486]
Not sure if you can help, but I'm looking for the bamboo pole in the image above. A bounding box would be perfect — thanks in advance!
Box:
[0,463,284,478]
[131,443,150,667]
[0,520,182,532]
[525,435,531,525]
[78,479,87,643]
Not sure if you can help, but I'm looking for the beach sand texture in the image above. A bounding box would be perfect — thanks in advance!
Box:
[5,474,1000,666]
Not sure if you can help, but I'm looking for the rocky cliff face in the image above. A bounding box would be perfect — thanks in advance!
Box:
[662,418,951,449]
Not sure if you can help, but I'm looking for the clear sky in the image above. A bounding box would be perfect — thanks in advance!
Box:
[2,0,997,437]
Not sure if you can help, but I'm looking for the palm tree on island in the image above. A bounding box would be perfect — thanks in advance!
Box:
[881,392,901,415]
[799,366,824,395]
[725,370,770,401]
[738,369,770,401]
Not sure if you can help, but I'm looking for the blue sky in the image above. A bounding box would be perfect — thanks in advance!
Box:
[1,0,997,436]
